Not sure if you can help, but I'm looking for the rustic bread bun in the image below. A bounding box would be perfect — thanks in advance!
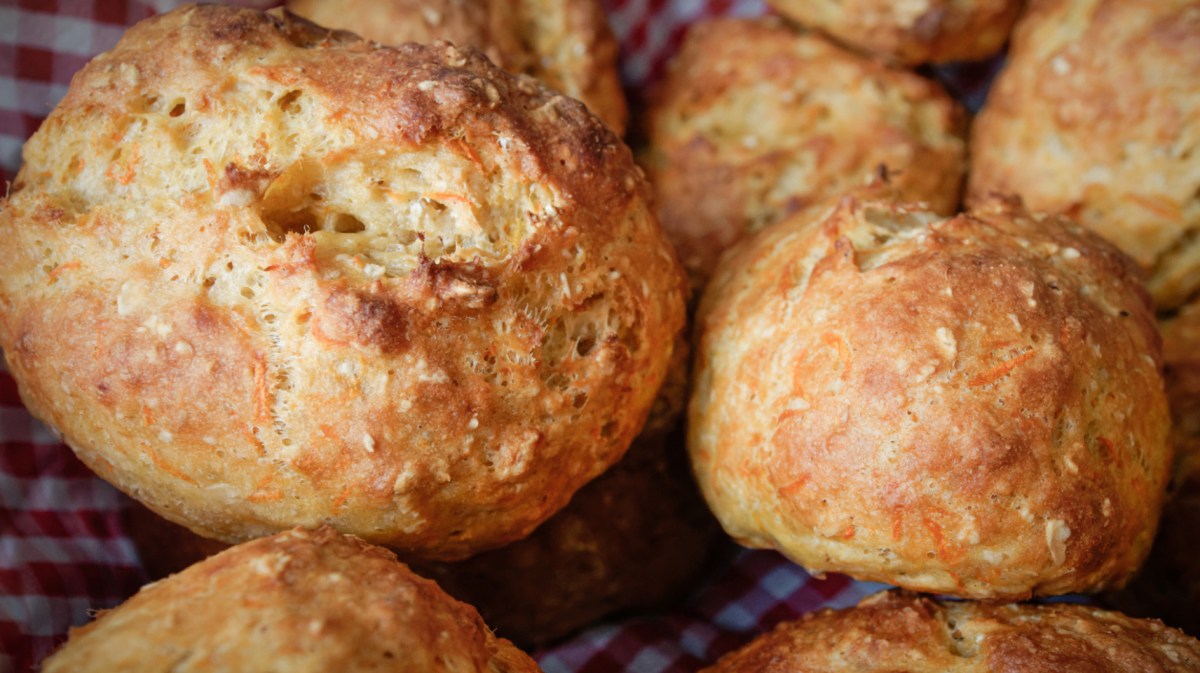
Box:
[969,0,1200,309]
[641,18,965,291]
[702,591,1200,673]
[125,343,722,646]
[1103,301,1200,636]
[689,193,1170,598]
[0,5,686,561]
[766,0,1022,65]
[286,0,627,134]
[41,527,541,673]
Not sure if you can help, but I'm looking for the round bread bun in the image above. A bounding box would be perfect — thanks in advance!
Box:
[0,5,686,560]
[40,527,541,673]
[968,0,1200,310]
[1103,301,1200,636]
[701,591,1200,673]
[285,0,627,134]
[124,342,723,646]
[689,192,1170,598]
[765,0,1022,65]
[641,18,965,292]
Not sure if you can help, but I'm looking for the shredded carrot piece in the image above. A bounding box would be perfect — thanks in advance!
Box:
[778,474,810,497]
[822,333,851,373]
[840,525,856,540]
[968,350,1035,388]
[247,490,284,503]
[47,260,81,279]
[921,511,966,563]
[423,192,472,205]
[253,357,271,425]
[146,447,197,485]
[1125,193,1181,221]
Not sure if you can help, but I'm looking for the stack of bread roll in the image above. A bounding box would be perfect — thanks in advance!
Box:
[2,0,1199,670]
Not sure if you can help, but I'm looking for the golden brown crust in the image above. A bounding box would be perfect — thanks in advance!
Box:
[767,0,1023,65]
[1102,301,1200,636]
[689,193,1170,598]
[642,18,965,292]
[702,591,1200,673]
[968,0,1200,309]
[0,5,686,560]
[40,528,541,673]
[285,0,627,134]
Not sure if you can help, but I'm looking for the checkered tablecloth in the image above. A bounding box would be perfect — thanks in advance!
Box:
[0,2,998,671]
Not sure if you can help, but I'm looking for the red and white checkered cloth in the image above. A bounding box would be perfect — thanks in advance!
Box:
[0,2,999,671]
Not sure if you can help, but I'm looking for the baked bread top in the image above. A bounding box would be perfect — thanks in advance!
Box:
[689,193,1169,598]
[766,0,1022,65]
[0,5,686,560]
[702,591,1200,673]
[642,18,965,291]
[969,0,1200,309]
[286,0,627,134]
[41,527,542,673]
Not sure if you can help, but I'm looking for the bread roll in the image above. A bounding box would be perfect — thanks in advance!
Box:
[1103,300,1200,636]
[0,5,686,560]
[702,591,1200,673]
[642,18,965,291]
[286,0,627,134]
[765,0,1022,65]
[969,0,1200,309]
[689,193,1169,598]
[41,527,541,673]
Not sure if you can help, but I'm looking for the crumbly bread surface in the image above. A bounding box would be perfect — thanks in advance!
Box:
[286,0,627,134]
[0,5,686,560]
[702,591,1200,673]
[969,0,1200,309]
[689,194,1169,598]
[41,527,542,673]
[766,0,1022,64]
[642,18,965,291]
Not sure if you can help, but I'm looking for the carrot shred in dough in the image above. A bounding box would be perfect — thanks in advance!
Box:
[968,349,1035,388]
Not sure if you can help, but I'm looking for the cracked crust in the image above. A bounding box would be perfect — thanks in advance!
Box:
[41,528,542,673]
[969,0,1200,309]
[641,18,965,292]
[689,193,1169,598]
[285,0,627,134]
[766,0,1022,65]
[702,591,1200,673]
[0,5,686,560]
